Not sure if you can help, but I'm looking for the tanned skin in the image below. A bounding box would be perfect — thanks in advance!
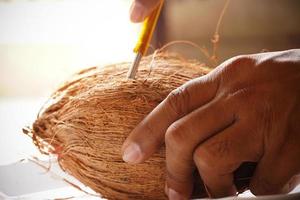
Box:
[123,1,300,199]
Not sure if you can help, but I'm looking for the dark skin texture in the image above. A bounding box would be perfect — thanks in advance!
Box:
[123,1,300,199]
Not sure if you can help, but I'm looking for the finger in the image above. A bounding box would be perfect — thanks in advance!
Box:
[250,138,300,195]
[193,122,262,198]
[122,75,218,164]
[164,97,237,198]
[130,0,161,23]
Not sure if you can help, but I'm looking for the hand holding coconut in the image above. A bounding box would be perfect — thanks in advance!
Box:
[129,0,162,22]
[122,49,300,199]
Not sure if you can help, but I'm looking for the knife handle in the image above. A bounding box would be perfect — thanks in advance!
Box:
[133,0,164,56]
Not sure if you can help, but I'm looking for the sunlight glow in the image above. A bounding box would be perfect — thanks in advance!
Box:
[0,0,139,96]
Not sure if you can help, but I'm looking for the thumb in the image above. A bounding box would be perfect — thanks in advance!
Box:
[130,0,161,23]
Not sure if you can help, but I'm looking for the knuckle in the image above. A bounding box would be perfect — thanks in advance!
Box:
[230,55,256,68]
[143,121,155,135]
[165,122,187,148]
[193,140,235,174]
[165,85,191,116]
[193,147,214,172]
[143,121,157,140]
[218,55,256,82]
[209,138,231,158]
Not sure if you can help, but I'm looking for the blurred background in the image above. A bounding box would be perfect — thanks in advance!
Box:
[158,0,300,65]
[0,0,300,97]
[0,0,138,97]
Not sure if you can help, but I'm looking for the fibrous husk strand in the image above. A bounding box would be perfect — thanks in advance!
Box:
[24,53,211,200]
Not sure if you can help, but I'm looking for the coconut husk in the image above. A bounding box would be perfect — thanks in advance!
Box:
[23,53,251,200]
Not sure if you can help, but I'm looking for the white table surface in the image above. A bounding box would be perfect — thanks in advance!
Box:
[0,97,101,199]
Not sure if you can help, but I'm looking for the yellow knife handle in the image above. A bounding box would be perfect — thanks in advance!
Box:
[133,0,164,56]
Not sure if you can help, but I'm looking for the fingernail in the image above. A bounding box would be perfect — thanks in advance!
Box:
[130,1,146,22]
[168,188,185,200]
[122,143,142,164]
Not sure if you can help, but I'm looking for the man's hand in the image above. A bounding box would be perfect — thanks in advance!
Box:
[121,49,300,199]
[129,0,161,22]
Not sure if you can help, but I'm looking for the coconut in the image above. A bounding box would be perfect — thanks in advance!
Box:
[23,53,251,200]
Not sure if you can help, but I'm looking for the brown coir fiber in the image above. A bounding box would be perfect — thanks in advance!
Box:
[23,53,211,199]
